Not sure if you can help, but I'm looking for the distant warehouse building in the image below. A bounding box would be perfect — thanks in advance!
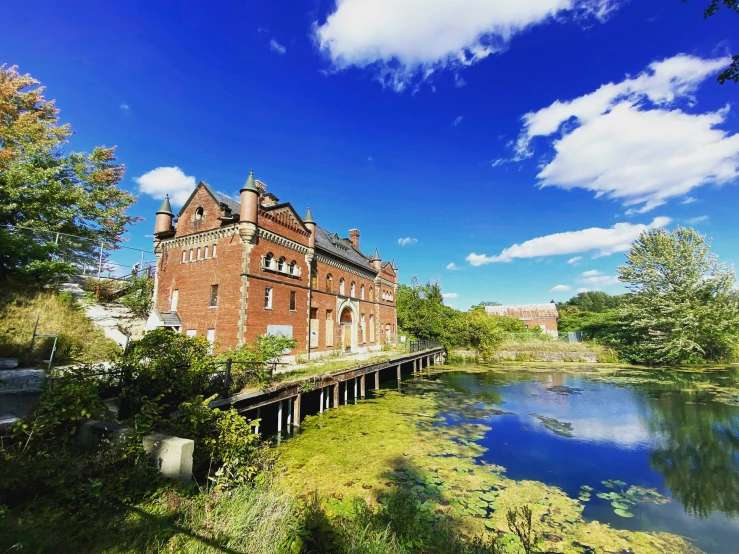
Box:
[484,303,559,337]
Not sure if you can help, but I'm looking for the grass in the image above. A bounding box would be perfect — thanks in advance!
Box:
[0,287,121,366]
[497,339,605,353]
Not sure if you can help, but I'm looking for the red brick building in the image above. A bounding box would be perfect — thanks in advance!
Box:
[147,172,398,359]
[484,303,559,336]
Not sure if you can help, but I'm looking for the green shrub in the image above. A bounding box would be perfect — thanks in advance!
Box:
[119,274,154,318]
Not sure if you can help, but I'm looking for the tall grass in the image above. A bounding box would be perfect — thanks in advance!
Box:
[0,288,120,365]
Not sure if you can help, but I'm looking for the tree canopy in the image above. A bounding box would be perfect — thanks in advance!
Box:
[683,0,738,84]
[617,227,739,364]
[0,65,138,283]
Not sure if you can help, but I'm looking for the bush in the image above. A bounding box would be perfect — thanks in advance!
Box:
[119,274,154,318]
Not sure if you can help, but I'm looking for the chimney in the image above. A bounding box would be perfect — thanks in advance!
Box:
[349,229,360,250]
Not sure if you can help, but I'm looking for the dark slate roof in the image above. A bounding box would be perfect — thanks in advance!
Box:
[484,304,559,319]
[314,226,376,273]
[214,191,240,215]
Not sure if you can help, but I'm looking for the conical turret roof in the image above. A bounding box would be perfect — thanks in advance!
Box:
[372,248,381,261]
[241,169,258,193]
[303,205,315,224]
[156,194,173,216]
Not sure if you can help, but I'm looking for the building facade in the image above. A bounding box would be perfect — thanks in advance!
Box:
[484,303,559,336]
[147,172,398,359]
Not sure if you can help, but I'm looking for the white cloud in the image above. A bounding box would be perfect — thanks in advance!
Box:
[120,103,129,111]
[452,116,463,127]
[491,158,506,168]
[578,271,619,287]
[446,262,460,270]
[398,237,418,246]
[686,215,709,224]
[313,0,619,92]
[442,292,459,299]
[270,39,287,55]
[514,54,739,212]
[681,196,697,204]
[466,216,670,266]
[135,167,197,206]
[550,284,571,292]
[454,74,466,88]
[567,256,582,264]
[577,287,589,293]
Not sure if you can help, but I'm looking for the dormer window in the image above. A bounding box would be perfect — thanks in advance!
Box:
[195,207,204,220]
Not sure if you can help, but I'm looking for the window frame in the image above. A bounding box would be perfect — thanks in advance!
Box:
[290,291,296,311]
[264,287,273,310]
[209,284,219,308]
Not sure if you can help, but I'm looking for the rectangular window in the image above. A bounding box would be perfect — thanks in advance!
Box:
[209,284,219,307]
[204,245,209,258]
[181,250,187,263]
[212,244,217,258]
[361,313,366,344]
[189,249,194,262]
[264,287,273,310]
[197,247,201,260]
[369,315,375,343]
[206,329,215,353]
[186,329,196,337]
[290,291,296,311]
[325,310,334,347]
[171,289,179,311]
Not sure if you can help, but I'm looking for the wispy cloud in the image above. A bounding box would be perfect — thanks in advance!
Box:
[577,287,589,293]
[398,237,418,246]
[681,196,697,204]
[442,292,459,299]
[446,262,460,271]
[452,116,463,127]
[550,284,571,292]
[567,256,582,265]
[686,215,708,224]
[270,39,287,55]
[581,269,601,277]
[578,271,619,287]
[454,74,466,88]
[466,217,671,266]
[491,158,506,168]
[120,103,130,111]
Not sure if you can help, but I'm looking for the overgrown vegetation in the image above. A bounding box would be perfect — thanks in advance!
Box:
[396,277,525,359]
[0,287,121,365]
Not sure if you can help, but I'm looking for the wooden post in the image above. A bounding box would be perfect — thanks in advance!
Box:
[255,408,260,434]
[277,401,283,433]
[375,370,379,389]
[293,394,301,427]
[397,364,401,381]
[360,374,366,397]
[333,383,339,408]
[354,377,358,399]
[320,388,324,414]
[287,397,293,427]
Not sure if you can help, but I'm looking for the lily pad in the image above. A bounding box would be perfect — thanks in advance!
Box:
[611,501,630,510]
[488,502,503,510]
[614,508,634,518]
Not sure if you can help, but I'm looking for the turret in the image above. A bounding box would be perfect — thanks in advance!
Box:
[239,169,259,242]
[372,248,382,271]
[304,205,316,249]
[154,195,174,235]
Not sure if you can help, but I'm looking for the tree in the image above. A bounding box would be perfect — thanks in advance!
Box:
[682,0,738,84]
[0,65,138,283]
[618,227,739,364]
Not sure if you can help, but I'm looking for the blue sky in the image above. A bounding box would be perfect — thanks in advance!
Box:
[2,0,738,309]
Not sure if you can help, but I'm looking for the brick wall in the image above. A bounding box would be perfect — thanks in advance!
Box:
[521,318,558,333]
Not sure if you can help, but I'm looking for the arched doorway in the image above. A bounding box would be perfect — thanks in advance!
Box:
[340,307,353,352]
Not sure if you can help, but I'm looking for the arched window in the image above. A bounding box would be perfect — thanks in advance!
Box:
[360,284,365,300]
[369,287,373,301]
[350,281,356,297]
[311,268,318,289]
[289,260,297,275]
[339,278,345,296]
[195,207,204,220]
[326,274,333,293]
[277,257,285,272]
[264,253,274,269]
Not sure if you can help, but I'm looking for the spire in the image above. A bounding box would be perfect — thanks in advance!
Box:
[372,248,381,261]
[303,205,315,224]
[241,169,258,193]
[156,194,173,216]
[391,259,397,270]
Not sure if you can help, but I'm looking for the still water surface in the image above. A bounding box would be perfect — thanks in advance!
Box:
[438,366,739,554]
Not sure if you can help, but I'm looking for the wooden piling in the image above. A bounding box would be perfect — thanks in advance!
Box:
[375,370,380,389]
[360,374,366,397]
[293,394,301,427]
[333,384,339,408]
[397,364,401,381]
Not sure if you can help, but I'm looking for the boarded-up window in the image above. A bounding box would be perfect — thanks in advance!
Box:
[171,289,179,311]
[310,314,319,349]
[209,285,218,307]
[325,310,334,347]
[212,244,217,258]
[264,287,273,310]
[290,291,296,311]
[361,313,366,344]
[369,315,375,343]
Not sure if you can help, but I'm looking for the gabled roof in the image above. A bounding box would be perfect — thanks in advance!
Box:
[261,202,310,233]
[177,181,239,217]
[315,226,376,273]
[485,303,559,319]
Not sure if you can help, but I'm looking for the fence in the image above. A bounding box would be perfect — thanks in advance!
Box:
[408,339,443,353]
[3,224,157,280]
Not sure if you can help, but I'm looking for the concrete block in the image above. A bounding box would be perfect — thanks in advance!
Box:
[143,433,193,482]
[77,419,131,450]
[0,389,42,418]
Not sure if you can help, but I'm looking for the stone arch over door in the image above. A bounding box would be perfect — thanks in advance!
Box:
[337,299,359,353]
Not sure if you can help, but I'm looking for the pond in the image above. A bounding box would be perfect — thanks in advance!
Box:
[276,362,739,554]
